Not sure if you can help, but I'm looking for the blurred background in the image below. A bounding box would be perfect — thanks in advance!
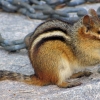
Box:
[0,0,100,24]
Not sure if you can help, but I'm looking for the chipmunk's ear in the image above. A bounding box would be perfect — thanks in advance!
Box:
[89,9,98,17]
[83,15,93,32]
[83,15,91,26]
[83,15,93,26]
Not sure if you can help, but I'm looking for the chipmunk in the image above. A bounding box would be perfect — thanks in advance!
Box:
[0,9,100,88]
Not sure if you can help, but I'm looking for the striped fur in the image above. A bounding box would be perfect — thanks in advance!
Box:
[29,19,72,61]
[29,19,72,46]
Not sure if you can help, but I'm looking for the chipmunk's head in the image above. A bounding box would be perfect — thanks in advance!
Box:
[75,9,100,66]
[82,9,100,40]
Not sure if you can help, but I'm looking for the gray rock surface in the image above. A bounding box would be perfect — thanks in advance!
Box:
[0,3,100,100]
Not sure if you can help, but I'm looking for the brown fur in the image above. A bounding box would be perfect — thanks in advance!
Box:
[0,9,100,88]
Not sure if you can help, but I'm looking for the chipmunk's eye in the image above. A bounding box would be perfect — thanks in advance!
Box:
[97,31,100,34]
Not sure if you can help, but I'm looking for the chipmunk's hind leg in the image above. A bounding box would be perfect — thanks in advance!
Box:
[57,69,81,88]
[26,74,50,86]
[56,58,81,88]
[57,81,81,88]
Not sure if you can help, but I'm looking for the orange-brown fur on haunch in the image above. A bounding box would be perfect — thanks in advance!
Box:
[29,40,77,86]
[0,9,100,88]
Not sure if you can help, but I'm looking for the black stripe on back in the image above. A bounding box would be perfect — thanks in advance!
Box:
[32,27,67,42]
[29,19,69,45]
[29,27,68,49]
[34,35,66,53]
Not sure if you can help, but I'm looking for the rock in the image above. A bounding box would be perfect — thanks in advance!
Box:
[97,7,100,17]
[0,0,18,12]
[77,8,88,17]
[67,0,86,6]
[12,0,35,13]
[45,0,68,5]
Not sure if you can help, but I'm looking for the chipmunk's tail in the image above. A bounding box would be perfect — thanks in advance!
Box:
[0,70,49,86]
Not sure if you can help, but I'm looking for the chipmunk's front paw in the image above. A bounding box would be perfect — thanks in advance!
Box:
[84,71,92,77]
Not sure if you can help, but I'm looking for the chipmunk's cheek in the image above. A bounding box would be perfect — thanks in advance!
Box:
[99,28,100,31]
[99,35,100,39]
